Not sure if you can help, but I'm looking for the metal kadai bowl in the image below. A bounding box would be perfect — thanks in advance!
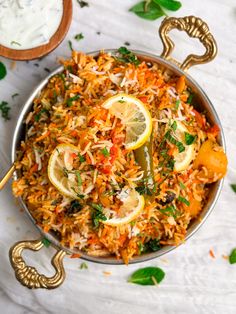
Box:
[0,16,225,289]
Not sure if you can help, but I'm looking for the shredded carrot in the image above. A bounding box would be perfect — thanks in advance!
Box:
[35,130,50,142]
[209,249,215,259]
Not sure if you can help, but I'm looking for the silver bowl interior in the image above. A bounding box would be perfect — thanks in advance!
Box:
[11,50,225,264]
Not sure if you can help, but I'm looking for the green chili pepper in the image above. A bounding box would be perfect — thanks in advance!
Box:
[134,135,155,199]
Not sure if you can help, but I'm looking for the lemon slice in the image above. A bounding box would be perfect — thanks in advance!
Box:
[48,143,83,198]
[103,93,152,150]
[103,188,145,226]
[173,121,196,172]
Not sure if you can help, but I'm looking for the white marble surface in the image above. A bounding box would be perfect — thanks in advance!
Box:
[0,0,236,313]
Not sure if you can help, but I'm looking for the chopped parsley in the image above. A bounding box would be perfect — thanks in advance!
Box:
[179,181,186,190]
[0,61,7,80]
[74,33,84,41]
[177,195,190,206]
[0,101,11,120]
[117,47,140,66]
[185,132,196,145]
[66,94,80,107]
[101,147,110,157]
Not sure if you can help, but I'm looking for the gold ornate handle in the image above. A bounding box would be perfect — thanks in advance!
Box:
[9,239,66,289]
[0,164,15,190]
[159,16,217,71]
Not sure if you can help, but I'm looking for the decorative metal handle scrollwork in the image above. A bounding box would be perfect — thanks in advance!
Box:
[9,239,66,289]
[159,16,217,71]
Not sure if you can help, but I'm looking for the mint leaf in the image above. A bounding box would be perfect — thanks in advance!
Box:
[129,1,165,21]
[153,0,181,11]
[128,266,165,285]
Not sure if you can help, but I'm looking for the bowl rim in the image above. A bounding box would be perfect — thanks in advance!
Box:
[11,49,226,264]
[0,0,72,61]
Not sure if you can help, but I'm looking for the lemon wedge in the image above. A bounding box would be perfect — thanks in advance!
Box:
[103,93,152,150]
[103,188,144,226]
[48,143,84,199]
[173,121,196,172]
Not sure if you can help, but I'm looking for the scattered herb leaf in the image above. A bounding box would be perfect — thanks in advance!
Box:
[11,93,19,99]
[185,132,196,145]
[74,33,84,41]
[68,40,73,51]
[229,248,236,264]
[187,93,194,104]
[159,205,179,217]
[128,266,165,285]
[42,238,51,248]
[66,200,83,216]
[230,184,236,193]
[178,195,190,206]
[91,203,107,227]
[11,40,21,46]
[0,101,11,120]
[75,170,82,186]
[101,147,110,157]
[175,99,180,110]
[179,181,186,190]
[80,262,88,269]
[78,153,86,162]
[0,61,7,80]
[67,94,80,107]
[77,0,89,8]
[117,47,140,66]
[34,108,50,122]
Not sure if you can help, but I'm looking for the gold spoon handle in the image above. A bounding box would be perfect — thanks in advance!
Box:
[0,164,15,190]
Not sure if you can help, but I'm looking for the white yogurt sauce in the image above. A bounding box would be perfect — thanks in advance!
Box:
[0,0,63,50]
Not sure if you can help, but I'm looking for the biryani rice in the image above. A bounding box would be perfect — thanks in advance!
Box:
[12,50,227,263]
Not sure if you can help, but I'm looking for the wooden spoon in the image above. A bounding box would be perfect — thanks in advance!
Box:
[0,0,72,61]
